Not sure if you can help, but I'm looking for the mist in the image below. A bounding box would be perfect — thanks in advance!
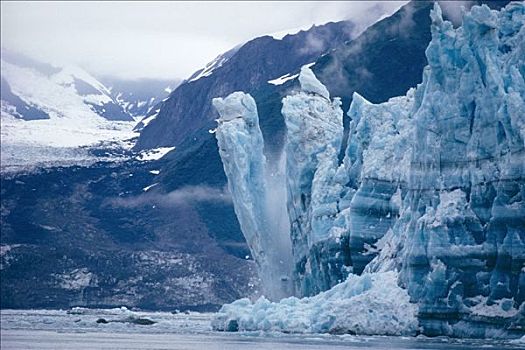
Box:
[1,1,407,80]
[109,185,232,209]
[262,148,295,299]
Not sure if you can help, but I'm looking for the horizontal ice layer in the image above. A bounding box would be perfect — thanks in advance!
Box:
[212,271,418,336]
[368,2,525,338]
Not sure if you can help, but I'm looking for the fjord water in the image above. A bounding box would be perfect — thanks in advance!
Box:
[1,309,522,350]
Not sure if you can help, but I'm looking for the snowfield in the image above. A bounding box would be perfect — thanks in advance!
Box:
[0,114,137,173]
[1,58,138,173]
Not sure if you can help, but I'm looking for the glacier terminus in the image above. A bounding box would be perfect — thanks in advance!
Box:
[213,2,525,339]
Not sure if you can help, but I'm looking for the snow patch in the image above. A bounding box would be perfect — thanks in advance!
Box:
[268,73,299,86]
[136,147,175,161]
[143,183,159,192]
[268,24,312,40]
[138,109,160,129]
[189,54,229,83]
[53,268,96,290]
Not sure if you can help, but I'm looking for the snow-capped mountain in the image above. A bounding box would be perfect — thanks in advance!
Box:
[0,50,178,172]
[1,50,133,123]
[100,77,181,122]
[0,54,138,172]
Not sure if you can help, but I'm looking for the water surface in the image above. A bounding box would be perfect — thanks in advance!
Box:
[1,309,521,350]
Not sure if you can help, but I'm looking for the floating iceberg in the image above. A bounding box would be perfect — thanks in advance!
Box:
[213,2,525,338]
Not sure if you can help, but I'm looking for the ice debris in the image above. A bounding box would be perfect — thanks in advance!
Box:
[212,271,418,336]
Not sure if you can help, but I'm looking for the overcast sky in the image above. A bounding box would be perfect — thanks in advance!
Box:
[1,1,407,81]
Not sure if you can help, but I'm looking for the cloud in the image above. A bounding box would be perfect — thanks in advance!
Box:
[439,1,475,26]
[0,1,407,80]
[110,185,232,209]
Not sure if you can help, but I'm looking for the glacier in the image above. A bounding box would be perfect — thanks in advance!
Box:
[213,2,525,339]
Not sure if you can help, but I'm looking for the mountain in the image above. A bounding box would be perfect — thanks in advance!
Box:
[0,158,256,311]
[0,51,179,173]
[134,20,356,151]
[100,77,181,123]
[212,1,524,339]
[1,50,133,122]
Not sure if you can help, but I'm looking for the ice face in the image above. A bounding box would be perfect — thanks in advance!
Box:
[361,2,525,336]
[213,92,294,300]
[376,2,525,336]
[213,3,525,338]
[281,67,346,296]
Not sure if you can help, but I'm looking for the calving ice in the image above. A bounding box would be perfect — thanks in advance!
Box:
[213,2,525,339]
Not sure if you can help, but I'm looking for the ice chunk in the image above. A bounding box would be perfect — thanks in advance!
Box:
[212,271,419,336]
[298,66,330,99]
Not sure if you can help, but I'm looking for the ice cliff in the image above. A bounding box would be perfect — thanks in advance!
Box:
[213,93,294,300]
[213,2,525,338]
